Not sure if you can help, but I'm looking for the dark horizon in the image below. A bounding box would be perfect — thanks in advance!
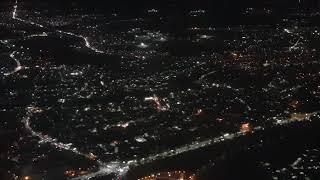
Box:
[3,0,320,10]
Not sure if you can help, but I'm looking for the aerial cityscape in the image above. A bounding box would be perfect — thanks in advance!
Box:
[1,0,320,179]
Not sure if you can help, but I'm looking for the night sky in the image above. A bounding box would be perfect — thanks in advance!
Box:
[1,0,317,19]
[4,0,320,9]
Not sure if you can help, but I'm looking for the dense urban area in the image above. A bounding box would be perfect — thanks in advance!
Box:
[1,0,320,179]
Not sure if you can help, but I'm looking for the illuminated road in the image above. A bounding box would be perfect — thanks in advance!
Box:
[12,0,105,54]
[3,51,23,76]
[284,27,304,52]
[70,111,320,179]
[13,0,44,28]
[22,106,131,180]
[22,106,106,166]
[56,30,105,54]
